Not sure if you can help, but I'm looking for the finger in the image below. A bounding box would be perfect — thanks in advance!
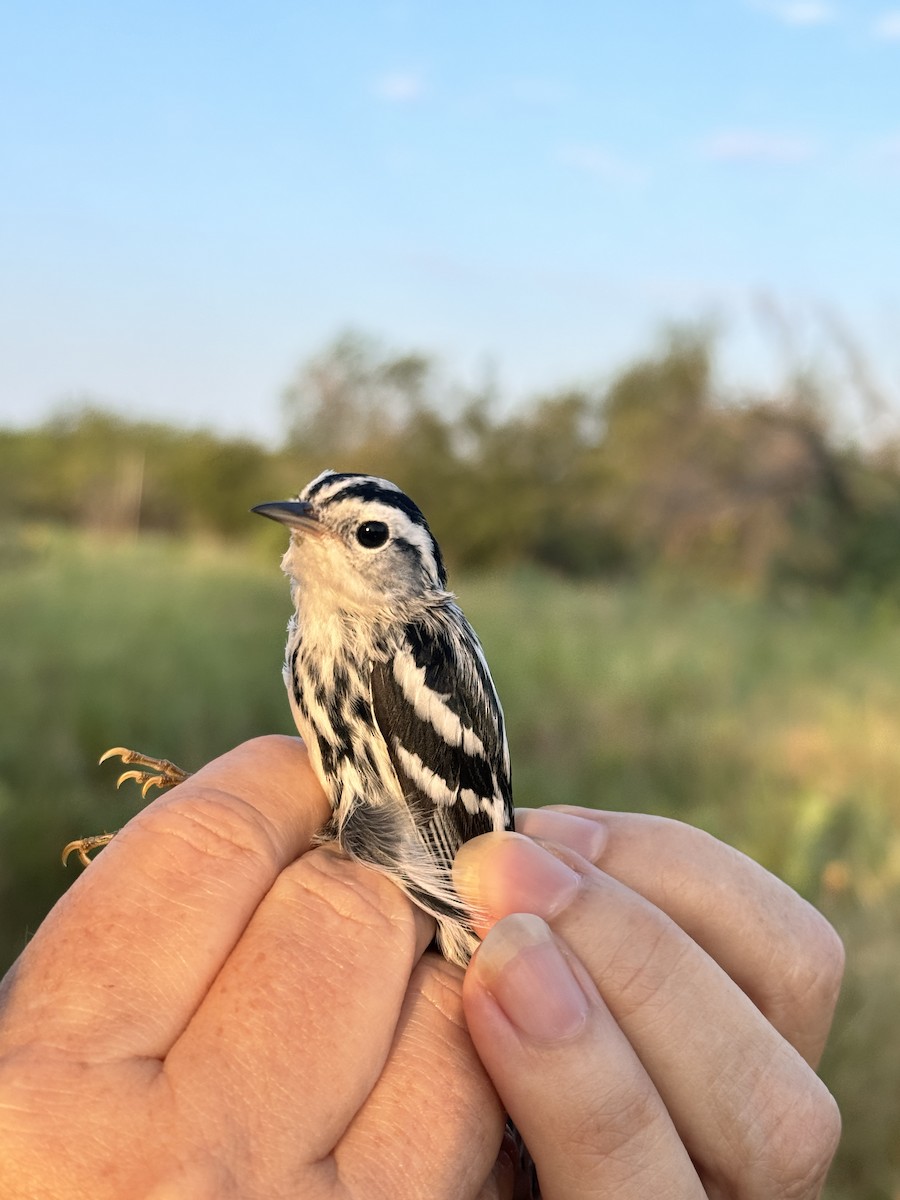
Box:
[456,834,842,1198]
[464,914,705,1200]
[0,737,330,1057]
[517,807,845,1066]
[166,847,436,1170]
[338,954,507,1200]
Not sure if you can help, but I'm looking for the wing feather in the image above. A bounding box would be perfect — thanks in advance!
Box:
[370,605,513,878]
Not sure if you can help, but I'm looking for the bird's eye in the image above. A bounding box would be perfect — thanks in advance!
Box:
[356,520,390,549]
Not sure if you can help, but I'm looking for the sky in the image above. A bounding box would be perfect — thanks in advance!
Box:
[2,0,899,445]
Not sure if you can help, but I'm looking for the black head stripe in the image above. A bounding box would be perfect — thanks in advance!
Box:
[324,479,448,588]
[327,480,423,523]
[302,471,365,501]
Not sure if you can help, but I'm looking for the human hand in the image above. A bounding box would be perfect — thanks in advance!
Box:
[0,737,508,1200]
[455,809,844,1199]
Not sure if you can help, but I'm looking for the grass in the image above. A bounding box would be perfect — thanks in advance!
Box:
[1,525,898,1197]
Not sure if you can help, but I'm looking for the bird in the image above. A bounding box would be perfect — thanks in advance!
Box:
[68,470,514,968]
[65,470,534,1193]
[252,468,514,966]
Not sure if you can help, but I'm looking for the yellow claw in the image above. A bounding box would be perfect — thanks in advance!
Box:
[113,768,168,797]
[114,768,145,787]
[61,833,115,868]
[98,746,133,766]
[98,747,191,795]
[62,747,192,868]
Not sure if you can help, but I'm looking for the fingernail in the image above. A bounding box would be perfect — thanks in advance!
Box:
[454,833,581,922]
[515,809,608,861]
[476,913,589,1040]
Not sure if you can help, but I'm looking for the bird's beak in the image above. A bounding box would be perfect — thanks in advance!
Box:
[251,500,322,534]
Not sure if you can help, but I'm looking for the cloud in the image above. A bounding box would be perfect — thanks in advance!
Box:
[778,1,837,24]
[558,143,647,185]
[698,130,818,163]
[373,72,425,102]
[872,10,900,38]
[747,1,837,25]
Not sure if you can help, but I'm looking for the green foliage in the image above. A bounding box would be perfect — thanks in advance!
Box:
[0,407,290,539]
[3,328,899,1193]
[7,325,900,595]
[0,533,898,1196]
[0,529,295,967]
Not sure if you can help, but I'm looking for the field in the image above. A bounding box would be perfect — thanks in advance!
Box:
[1,524,898,1197]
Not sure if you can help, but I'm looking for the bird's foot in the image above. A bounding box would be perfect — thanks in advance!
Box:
[61,832,118,868]
[61,748,192,869]
[98,746,192,797]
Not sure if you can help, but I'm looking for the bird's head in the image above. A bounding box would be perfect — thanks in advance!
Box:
[253,470,449,619]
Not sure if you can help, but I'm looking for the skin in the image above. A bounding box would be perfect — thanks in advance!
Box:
[0,737,843,1199]
[458,811,844,1199]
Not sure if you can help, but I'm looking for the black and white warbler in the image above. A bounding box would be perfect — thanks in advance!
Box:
[62,469,534,1193]
[253,469,514,966]
[64,469,511,968]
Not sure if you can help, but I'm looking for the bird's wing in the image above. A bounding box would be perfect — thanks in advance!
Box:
[370,608,513,880]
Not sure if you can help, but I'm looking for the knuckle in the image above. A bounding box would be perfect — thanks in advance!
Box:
[792,914,845,1007]
[403,960,491,1117]
[412,955,466,1028]
[772,909,845,1032]
[750,1075,842,1197]
[241,733,299,757]
[140,788,282,874]
[594,907,694,1023]
[288,848,415,944]
[561,1067,663,1168]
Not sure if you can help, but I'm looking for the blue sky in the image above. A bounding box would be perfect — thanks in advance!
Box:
[2,0,899,444]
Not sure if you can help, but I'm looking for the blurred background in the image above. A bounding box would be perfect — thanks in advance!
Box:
[2,2,899,1195]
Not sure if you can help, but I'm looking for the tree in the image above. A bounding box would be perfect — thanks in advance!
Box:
[281,329,437,461]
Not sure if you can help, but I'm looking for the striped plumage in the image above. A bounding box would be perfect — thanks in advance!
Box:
[253,469,513,966]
